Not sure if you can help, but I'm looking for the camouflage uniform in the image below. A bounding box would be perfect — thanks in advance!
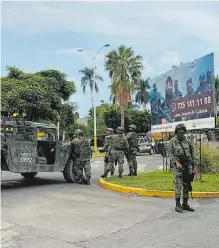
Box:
[101,126,129,178]
[169,124,196,213]
[69,130,82,183]
[78,132,91,185]
[125,124,139,176]
[103,128,115,176]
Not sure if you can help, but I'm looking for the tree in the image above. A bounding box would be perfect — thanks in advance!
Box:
[1,66,76,124]
[79,67,103,106]
[103,103,151,133]
[59,102,77,137]
[105,44,144,127]
[135,78,151,109]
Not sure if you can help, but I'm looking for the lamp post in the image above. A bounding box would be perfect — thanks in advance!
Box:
[78,44,110,153]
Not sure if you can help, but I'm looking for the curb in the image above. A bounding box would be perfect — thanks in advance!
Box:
[92,154,105,158]
[92,153,150,158]
[98,178,219,198]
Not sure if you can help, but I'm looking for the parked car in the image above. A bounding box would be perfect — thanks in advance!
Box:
[137,137,154,155]
[90,136,105,153]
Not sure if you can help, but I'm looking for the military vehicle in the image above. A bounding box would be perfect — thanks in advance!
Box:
[1,116,76,182]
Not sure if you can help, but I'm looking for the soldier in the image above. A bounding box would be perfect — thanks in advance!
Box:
[196,74,208,94]
[206,69,213,91]
[125,124,139,176]
[77,130,91,185]
[168,124,196,213]
[69,129,82,183]
[173,80,183,99]
[102,128,115,177]
[149,83,164,125]
[101,126,129,178]
[185,78,194,98]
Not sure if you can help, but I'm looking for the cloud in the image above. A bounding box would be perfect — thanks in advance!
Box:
[158,51,181,71]
[2,1,219,45]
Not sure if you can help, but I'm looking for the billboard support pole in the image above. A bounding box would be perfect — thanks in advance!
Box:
[162,132,164,171]
[199,130,202,181]
[165,132,168,171]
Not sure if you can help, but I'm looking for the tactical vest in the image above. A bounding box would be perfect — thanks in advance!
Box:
[112,135,124,150]
[80,138,91,159]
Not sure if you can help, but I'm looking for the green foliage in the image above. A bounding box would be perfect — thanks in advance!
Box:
[71,123,90,138]
[105,45,144,126]
[199,142,219,173]
[1,67,76,123]
[103,103,151,133]
[105,170,219,192]
[79,67,103,95]
[135,78,151,109]
[59,102,77,136]
[216,115,219,128]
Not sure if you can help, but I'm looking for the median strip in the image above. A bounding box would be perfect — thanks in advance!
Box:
[98,170,219,198]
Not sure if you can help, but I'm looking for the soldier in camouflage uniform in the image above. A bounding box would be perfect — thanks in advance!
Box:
[69,129,82,183]
[101,126,129,178]
[77,130,92,185]
[102,128,115,177]
[169,124,196,213]
[125,124,139,176]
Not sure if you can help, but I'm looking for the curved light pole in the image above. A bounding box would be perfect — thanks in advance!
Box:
[78,44,110,153]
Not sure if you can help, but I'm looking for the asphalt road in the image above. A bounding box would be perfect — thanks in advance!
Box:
[1,155,219,248]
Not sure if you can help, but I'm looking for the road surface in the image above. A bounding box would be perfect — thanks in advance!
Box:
[1,155,219,248]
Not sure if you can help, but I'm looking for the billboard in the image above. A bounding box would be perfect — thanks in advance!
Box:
[149,53,215,133]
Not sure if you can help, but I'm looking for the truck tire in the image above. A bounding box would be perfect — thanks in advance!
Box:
[21,172,38,178]
[63,160,76,183]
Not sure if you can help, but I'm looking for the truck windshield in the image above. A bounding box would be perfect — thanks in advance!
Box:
[15,126,36,141]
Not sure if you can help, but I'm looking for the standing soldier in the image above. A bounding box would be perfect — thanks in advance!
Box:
[125,124,139,176]
[169,124,196,213]
[102,128,115,177]
[77,130,91,185]
[101,126,129,178]
[69,129,82,183]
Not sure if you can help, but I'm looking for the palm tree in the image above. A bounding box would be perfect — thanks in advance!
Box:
[135,78,151,109]
[79,67,103,106]
[105,45,144,127]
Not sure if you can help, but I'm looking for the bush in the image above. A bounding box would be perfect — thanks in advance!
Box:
[199,141,219,173]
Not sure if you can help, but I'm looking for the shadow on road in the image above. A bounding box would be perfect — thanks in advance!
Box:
[1,177,66,191]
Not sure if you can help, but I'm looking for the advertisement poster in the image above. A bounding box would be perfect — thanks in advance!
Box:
[149,53,215,133]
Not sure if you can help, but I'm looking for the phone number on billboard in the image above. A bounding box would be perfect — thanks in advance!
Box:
[172,96,212,111]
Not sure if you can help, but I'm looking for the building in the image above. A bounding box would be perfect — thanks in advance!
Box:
[76,117,88,126]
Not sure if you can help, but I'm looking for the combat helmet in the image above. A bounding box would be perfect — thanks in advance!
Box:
[175,123,187,135]
[117,126,125,134]
[106,128,114,134]
[75,129,82,136]
[129,124,136,131]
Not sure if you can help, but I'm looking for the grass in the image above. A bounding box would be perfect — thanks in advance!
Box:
[105,170,219,192]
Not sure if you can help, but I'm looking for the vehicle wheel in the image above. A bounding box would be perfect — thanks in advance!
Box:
[149,148,154,155]
[63,160,76,183]
[21,172,38,178]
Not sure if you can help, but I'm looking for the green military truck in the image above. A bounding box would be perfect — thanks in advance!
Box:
[1,116,76,182]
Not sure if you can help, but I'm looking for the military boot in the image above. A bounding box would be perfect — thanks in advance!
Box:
[128,171,133,176]
[133,170,137,176]
[118,173,122,178]
[100,172,108,178]
[175,198,183,213]
[86,178,91,185]
[182,198,194,212]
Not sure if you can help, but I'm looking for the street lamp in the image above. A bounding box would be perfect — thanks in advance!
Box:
[78,44,110,153]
